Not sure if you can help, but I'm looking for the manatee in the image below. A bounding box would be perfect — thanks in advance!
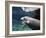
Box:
[20,16,40,30]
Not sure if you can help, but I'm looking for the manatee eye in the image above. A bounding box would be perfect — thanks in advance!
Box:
[24,18,27,21]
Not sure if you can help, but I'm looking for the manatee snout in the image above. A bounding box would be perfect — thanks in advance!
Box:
[20,16,32,24]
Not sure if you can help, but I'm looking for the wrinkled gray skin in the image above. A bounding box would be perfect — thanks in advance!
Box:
[20,16,40,30]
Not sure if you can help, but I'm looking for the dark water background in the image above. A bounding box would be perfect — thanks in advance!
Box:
[12,7,35,31]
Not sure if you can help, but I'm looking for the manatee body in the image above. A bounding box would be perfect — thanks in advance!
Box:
[20,16,40,30]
